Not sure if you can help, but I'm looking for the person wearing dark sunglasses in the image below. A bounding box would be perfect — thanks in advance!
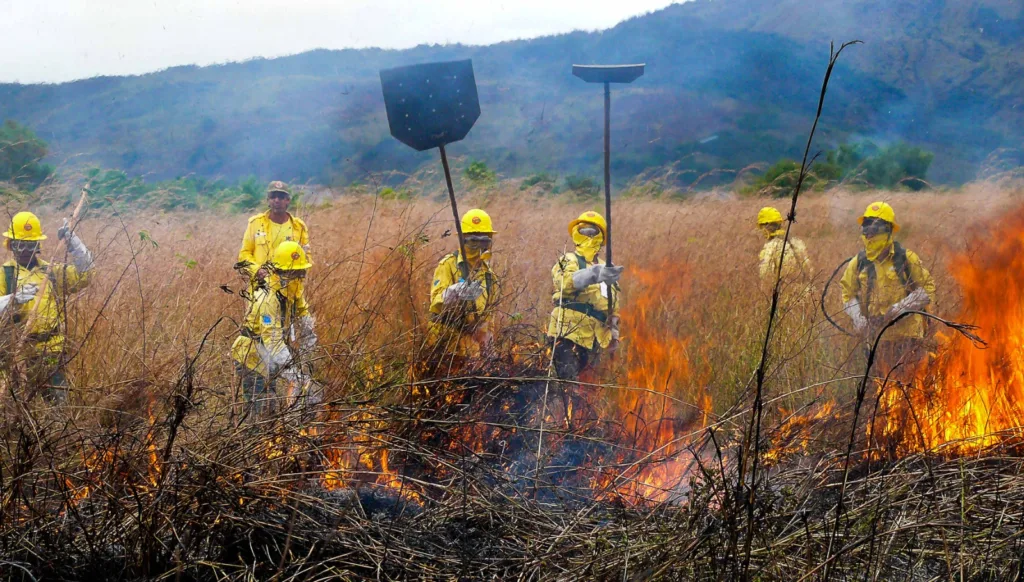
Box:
[840,201,935,370]
[427,209,499,362]
[0,211,93,403]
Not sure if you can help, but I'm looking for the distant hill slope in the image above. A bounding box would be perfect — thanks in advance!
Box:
[0,0,1018,186]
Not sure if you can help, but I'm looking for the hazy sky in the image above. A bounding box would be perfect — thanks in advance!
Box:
[0,0,682,84]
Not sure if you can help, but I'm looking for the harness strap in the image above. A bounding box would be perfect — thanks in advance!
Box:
[27,329,61,343]
[856,242,916,318]
[557,301,608,324]
[3,265,14,296]
[559,252,612,322]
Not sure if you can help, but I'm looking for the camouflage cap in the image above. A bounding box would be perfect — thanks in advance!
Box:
[267,181,291,196]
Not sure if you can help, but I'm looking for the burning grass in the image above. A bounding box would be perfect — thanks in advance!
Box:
[3,181,1024,579]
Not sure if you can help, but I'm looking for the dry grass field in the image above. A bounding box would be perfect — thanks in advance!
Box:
[4,180,1024,580]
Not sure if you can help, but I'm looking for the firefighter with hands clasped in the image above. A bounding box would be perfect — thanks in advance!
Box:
[841,201,936,371]
[0,211,93,402]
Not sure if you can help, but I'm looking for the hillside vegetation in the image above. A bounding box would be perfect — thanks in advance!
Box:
[0,0,1019,188]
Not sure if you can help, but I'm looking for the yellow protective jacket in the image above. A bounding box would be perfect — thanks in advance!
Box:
[231,283,310,375]
[840,244,936,340]
[547,252,620,351]
[1,259,90,353]
[428,252,498,357]
[237,211,310,278]
[759,234,811,281]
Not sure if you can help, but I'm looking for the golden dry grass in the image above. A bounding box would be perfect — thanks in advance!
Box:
[19,180,1019,417]
[4,180,1024,580]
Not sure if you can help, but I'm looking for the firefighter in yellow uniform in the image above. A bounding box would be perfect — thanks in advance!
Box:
[237,181,310,298]
[841,201,935,367]
[756,206,812,282]
[427,209,499,361]
[548,211,622,380]
[231,241,317,417]
[1,212,93,402]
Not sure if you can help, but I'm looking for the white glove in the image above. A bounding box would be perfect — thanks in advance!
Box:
[297,315,318,352]
[256,342,292,376]
[65,231,94,273]
[0,283,36,313]
[442,281,483,304]
[56,218,71,241]
[886,287,930,321]
[609,316,621,342]
[843,299,868,333]
[57,217,93,272]
[598,264,624,285]
[14,284,38,304]
[572,265,603,289]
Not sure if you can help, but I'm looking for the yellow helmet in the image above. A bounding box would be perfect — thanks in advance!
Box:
[3,212,47,241]
[271,241,312,271]
[461,209,495,234]
[568,210,607,239]
[757,207,784,225]
[859,201,899,232]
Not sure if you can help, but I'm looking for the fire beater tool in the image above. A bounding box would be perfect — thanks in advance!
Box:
[572,63,644,317]
[380,59,481,278]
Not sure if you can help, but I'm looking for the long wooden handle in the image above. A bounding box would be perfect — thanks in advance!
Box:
[22,188,89,327]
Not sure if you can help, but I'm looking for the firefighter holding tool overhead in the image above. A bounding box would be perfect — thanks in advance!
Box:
[427,209,499,361]
[548,210,622,381]
[1,211,93,402]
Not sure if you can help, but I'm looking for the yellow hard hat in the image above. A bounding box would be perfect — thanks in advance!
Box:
[3,211,47,241]
[859,201,900,232]
[461,209,495,234]
[757,207,784,225]
[568,210,607,239]
[271,241,312,271]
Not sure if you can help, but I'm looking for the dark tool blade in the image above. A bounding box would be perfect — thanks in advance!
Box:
[572,64,645,84]
[380,59,481,152]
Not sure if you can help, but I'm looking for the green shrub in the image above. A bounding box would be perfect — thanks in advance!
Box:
[742,159,838,198]
[520,172,557,192]
[0,120,54,190]
[853,142,933,190]
[747,141,935,196]
[379,187,412,201]
[83,169,293,212]
[464,160,496,186]
[564,175,600,198]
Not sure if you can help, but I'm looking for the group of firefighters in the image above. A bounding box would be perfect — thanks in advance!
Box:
[0,180,934,411]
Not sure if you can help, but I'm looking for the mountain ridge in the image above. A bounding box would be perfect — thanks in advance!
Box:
[0,0,1017,187]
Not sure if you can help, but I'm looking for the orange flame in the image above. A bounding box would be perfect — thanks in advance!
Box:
[882,206,1024,453]
[594,261,712,504]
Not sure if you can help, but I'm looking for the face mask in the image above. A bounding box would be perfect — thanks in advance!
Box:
[763,226,784,240]
[463,235,492,264]
[572,226,604,262]
[862,234,893,262]
[270,274,304,299]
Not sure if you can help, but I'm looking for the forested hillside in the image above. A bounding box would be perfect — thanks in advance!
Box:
[0,0,1018,187]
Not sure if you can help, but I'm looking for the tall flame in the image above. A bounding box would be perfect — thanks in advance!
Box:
[595,261,712,504]
[881,206,1024,453]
